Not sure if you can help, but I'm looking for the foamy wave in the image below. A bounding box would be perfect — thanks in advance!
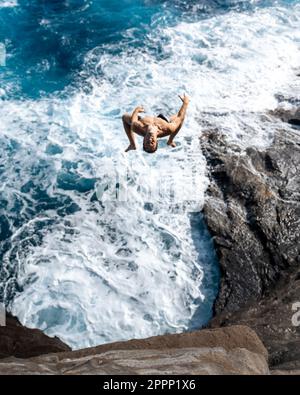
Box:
[0,91,218,348]
[0,0,18,8]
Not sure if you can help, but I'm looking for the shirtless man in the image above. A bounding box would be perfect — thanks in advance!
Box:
[122,94,190,154]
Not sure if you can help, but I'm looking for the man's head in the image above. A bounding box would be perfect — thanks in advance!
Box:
[143,126,158,154]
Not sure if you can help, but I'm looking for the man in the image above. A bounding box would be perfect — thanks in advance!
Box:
[122,94,190,153]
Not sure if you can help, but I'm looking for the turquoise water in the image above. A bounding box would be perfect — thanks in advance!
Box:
[0,0,299,348]
[1,0,296,97]
[0,0,162,96]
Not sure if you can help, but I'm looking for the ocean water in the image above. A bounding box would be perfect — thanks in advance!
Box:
[0,0,299,349]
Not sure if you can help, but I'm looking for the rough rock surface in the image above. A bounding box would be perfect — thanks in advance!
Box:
[0,312,71,359]
[211,272,300,370]
[54,324,268,360]
[270,107,300,126]
[201,125,300,370]
[0,325,269,375]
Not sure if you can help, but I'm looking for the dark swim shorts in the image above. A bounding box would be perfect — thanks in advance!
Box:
[157,114,170,123]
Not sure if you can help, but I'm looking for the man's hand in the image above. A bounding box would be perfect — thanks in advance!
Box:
[167,141,176,148]
[179,94,190,105]
[125,144,137,153]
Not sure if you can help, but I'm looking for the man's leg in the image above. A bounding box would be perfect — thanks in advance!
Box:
[122,113,137,152]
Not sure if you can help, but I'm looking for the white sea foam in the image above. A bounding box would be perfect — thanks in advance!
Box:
[1,93,217,348]
[0,0,18,8]
[1,3,300,348]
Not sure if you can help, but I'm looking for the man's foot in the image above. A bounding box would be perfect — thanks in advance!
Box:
[125,144,137,152]
[135,106,145,114]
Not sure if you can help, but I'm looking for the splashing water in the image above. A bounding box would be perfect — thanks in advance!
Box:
[0,0,299,348]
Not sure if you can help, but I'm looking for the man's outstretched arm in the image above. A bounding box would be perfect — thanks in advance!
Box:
[167,94,190,147]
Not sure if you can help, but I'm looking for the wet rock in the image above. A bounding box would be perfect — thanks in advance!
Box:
[201,127,300,371]
[270,107,300,125]
[0,312,71,359]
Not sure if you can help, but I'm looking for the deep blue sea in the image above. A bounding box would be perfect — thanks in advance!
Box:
[0,0,299,349]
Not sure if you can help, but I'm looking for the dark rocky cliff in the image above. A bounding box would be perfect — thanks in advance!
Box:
[0,312,71,359]
[201,116,300,371]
